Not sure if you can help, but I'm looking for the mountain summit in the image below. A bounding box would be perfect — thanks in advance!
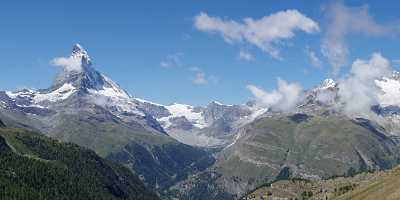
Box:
[71,43,91,64]
[52,44,129,98]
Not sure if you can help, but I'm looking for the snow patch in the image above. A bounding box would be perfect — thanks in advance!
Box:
[99,75,131,99]
[34,83,76,103]
[159,103,207,129]
[211,101,233,107]
[319,78,336,90]
[16,104,47,109]
[134,98,164,107]
[225,130,242,149]
[5,90,35,99]
[88,76,145,116]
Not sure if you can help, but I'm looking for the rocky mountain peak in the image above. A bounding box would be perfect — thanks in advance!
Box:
[320,78,337,90]
[51,44,108,92]
[71,43,91,65]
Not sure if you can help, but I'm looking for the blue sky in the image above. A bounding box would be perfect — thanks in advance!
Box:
[0,0,399,106]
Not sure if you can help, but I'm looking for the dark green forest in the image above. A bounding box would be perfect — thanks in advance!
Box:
[0,122,159,200]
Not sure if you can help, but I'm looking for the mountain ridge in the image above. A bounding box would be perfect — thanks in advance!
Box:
[3,44,400,199]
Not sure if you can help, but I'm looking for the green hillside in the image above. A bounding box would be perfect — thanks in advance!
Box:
[243,165,400,200]
[334,166,400,200]
[0,122,159,200]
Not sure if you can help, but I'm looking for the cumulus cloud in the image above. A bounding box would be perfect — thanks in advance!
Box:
[239,49,255,61]
[338,53,392,115]
[51,56,82,72]
[247,78,304,112]
[305,47,322,68]
[194,10,320,59]
[321,2,394,74]
[160,53,184,68]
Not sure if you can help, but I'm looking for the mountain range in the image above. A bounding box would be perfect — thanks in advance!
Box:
[2,44,400,199]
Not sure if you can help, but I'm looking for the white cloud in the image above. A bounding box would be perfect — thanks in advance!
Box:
[321,2,394,74]
[305,47,322,68]
[51,56,82,72]
[316,89,337,105]
[338,53,392,115]
[247,78,304,112]
[239,49,255,61]
[160,53,183,68]
[190,67,217,85]
[194,10,319,59]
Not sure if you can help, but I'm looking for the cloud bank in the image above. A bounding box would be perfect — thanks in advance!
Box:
[194,10,319,59]
[247,53,394,115]
[247,79,303,112]
[338,53,392,114]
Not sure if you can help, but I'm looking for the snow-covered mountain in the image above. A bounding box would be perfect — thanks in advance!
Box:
[1,44,167,135]
[5,44,145,115]
[134,100,268,147]
[4,44,400,148]
[0,44,262,147]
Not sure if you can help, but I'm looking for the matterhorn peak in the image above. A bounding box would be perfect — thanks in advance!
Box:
[51,44,105,91]
[72,43,88,58]
[71,43,91,66]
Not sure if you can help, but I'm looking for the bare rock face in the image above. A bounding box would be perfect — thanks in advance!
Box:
[203,101,252,125]
[135,100,171,118]
[168,116,194,130]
